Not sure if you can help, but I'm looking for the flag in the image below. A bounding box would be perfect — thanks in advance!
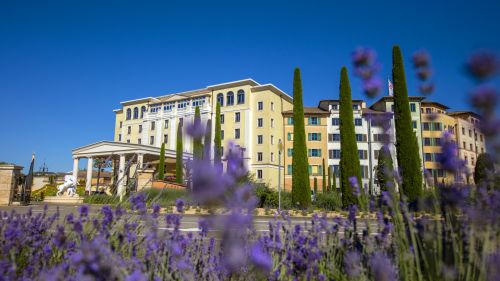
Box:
[388,78,394,96]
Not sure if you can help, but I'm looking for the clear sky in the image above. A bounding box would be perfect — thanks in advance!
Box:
[1,0,499,172]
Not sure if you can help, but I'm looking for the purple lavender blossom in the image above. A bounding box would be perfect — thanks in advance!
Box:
[175,198,185,213]
[418,82,435,95]
[78,205,89,218]
[249,241,272,272]
[185,118,206,139]
[363,77,383,98]
[349,176,360,196]
[438,131,466,173]
[466,50,499,80]
[343,251,362,278]
[412,49,431,68]
[470,84,498,114]
[352,47,376,67]
[369,251,397,281]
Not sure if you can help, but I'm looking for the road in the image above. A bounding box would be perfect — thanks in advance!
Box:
[0,204,380,235]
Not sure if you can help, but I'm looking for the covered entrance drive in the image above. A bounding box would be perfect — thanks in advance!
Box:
[72,141,190,199]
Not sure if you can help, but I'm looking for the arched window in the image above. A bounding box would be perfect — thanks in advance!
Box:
[217,93,224,106]
[227,91,234,106]
[237,90,245,104]
[126,108,131,120]
[140,106,146,118]
[133,107,139,119]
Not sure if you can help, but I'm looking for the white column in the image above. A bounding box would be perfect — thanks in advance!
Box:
[86,157,93,193]
[72,157,79,183]
[137,154,144,169]
[117,154,126,201]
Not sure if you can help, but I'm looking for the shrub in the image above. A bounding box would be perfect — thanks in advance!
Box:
[314,192,342,211]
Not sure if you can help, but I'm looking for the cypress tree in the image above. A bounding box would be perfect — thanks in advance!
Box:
[214,102,222,165]
[192,106,203,160]
[322,158,327,193]
[392,46,423,202]
[474,153,494,186]
[376,146,395,193]
[327,165,332,192]
[157,143,165,180]
[332,169,337,190]
[291,68,311,208]
[176,120,184,184]
[313,177,318,194]
[203,119,212,160]
[339,67,362,207]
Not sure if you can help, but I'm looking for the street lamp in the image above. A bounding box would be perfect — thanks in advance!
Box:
[278,139,283,211]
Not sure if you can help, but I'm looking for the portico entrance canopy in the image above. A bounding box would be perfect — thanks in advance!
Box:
[72,141,190,196]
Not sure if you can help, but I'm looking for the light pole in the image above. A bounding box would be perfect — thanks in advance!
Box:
[278,139,283,211]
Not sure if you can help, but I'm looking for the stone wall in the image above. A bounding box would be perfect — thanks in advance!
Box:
[0,164,23,205]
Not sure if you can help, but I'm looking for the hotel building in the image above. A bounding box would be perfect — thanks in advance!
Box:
[106,79,485,193]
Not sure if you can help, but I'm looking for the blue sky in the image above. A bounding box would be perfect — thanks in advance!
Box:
[1,0,499,172]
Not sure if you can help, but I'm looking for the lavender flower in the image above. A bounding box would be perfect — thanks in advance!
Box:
[412,49,431,68]
[438,131,466,173]
[466,50,499,80]
[470,84,498,114]
[369,252,397,281]
[175,198,185,213]
[343,251,362,278]
[363,78,383,98]
[78,205,89,218]
[249,241,272,272]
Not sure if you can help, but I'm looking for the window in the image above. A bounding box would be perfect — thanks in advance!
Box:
[151,121,155,131]
[271,118,275,128]
[410,103,416,112]
[308,149,321,157]
[119,121,122,128]
[433,122,442,131]
[424,138,432,146]
[308,133,321,141]
[126,108,131,120]
[127,139,130,143]
[309,165,321,176]
[150,136,154,145]
[331,104,339,110]
[257,135,263,144]
[412,121,417,129]
[257,152,263,162]
[469,130,472,137]
[329,149,340,159]
[423,122,430,131]
[465,156,468,164]
[118,134,122,142]
[287,132,293,141]
[133,107,139,119]
[355,134,367,142]
[288,117,294,125]
[480,134,483,142]
[271,102,275,111]
[309,117,319,125]
[271,135,274,145]
[391,105,394,112]
[217,93,224,106]
[177,100,189,110]
[237,90,245,104]
[358,150,368,160]
[235,129,240,139]
[226,92,234,105]
[235,112,241,123]
[165,120,169,129]
[127,126,131,134]
[361,165,369,179]
[474,133,478,141]
[139,125,142,133]
[332,165,340,176]
[138,138,141,145]
[287,165,293,175]
[141,106,147,118]
[463,142,466,149]
[220,114,225,124]
[164,134,168,143]
[329,134,340,142]
[163,102,174,111]
[471,157,475,166]
[354,118,362,126]
[470,143,473,151]
[258,118,263,127]
[287,148,293,157]
[374,149,380,159]
[257,170,263,179]
[258,101,264,110]
[221,130,224,140]
[425,153,432,162]
[425,108,432,113]
[192,97,205,107]
[462,127,465,135]
[373,134,387,142]
[271,152,274,162]
[352,104,359,110]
